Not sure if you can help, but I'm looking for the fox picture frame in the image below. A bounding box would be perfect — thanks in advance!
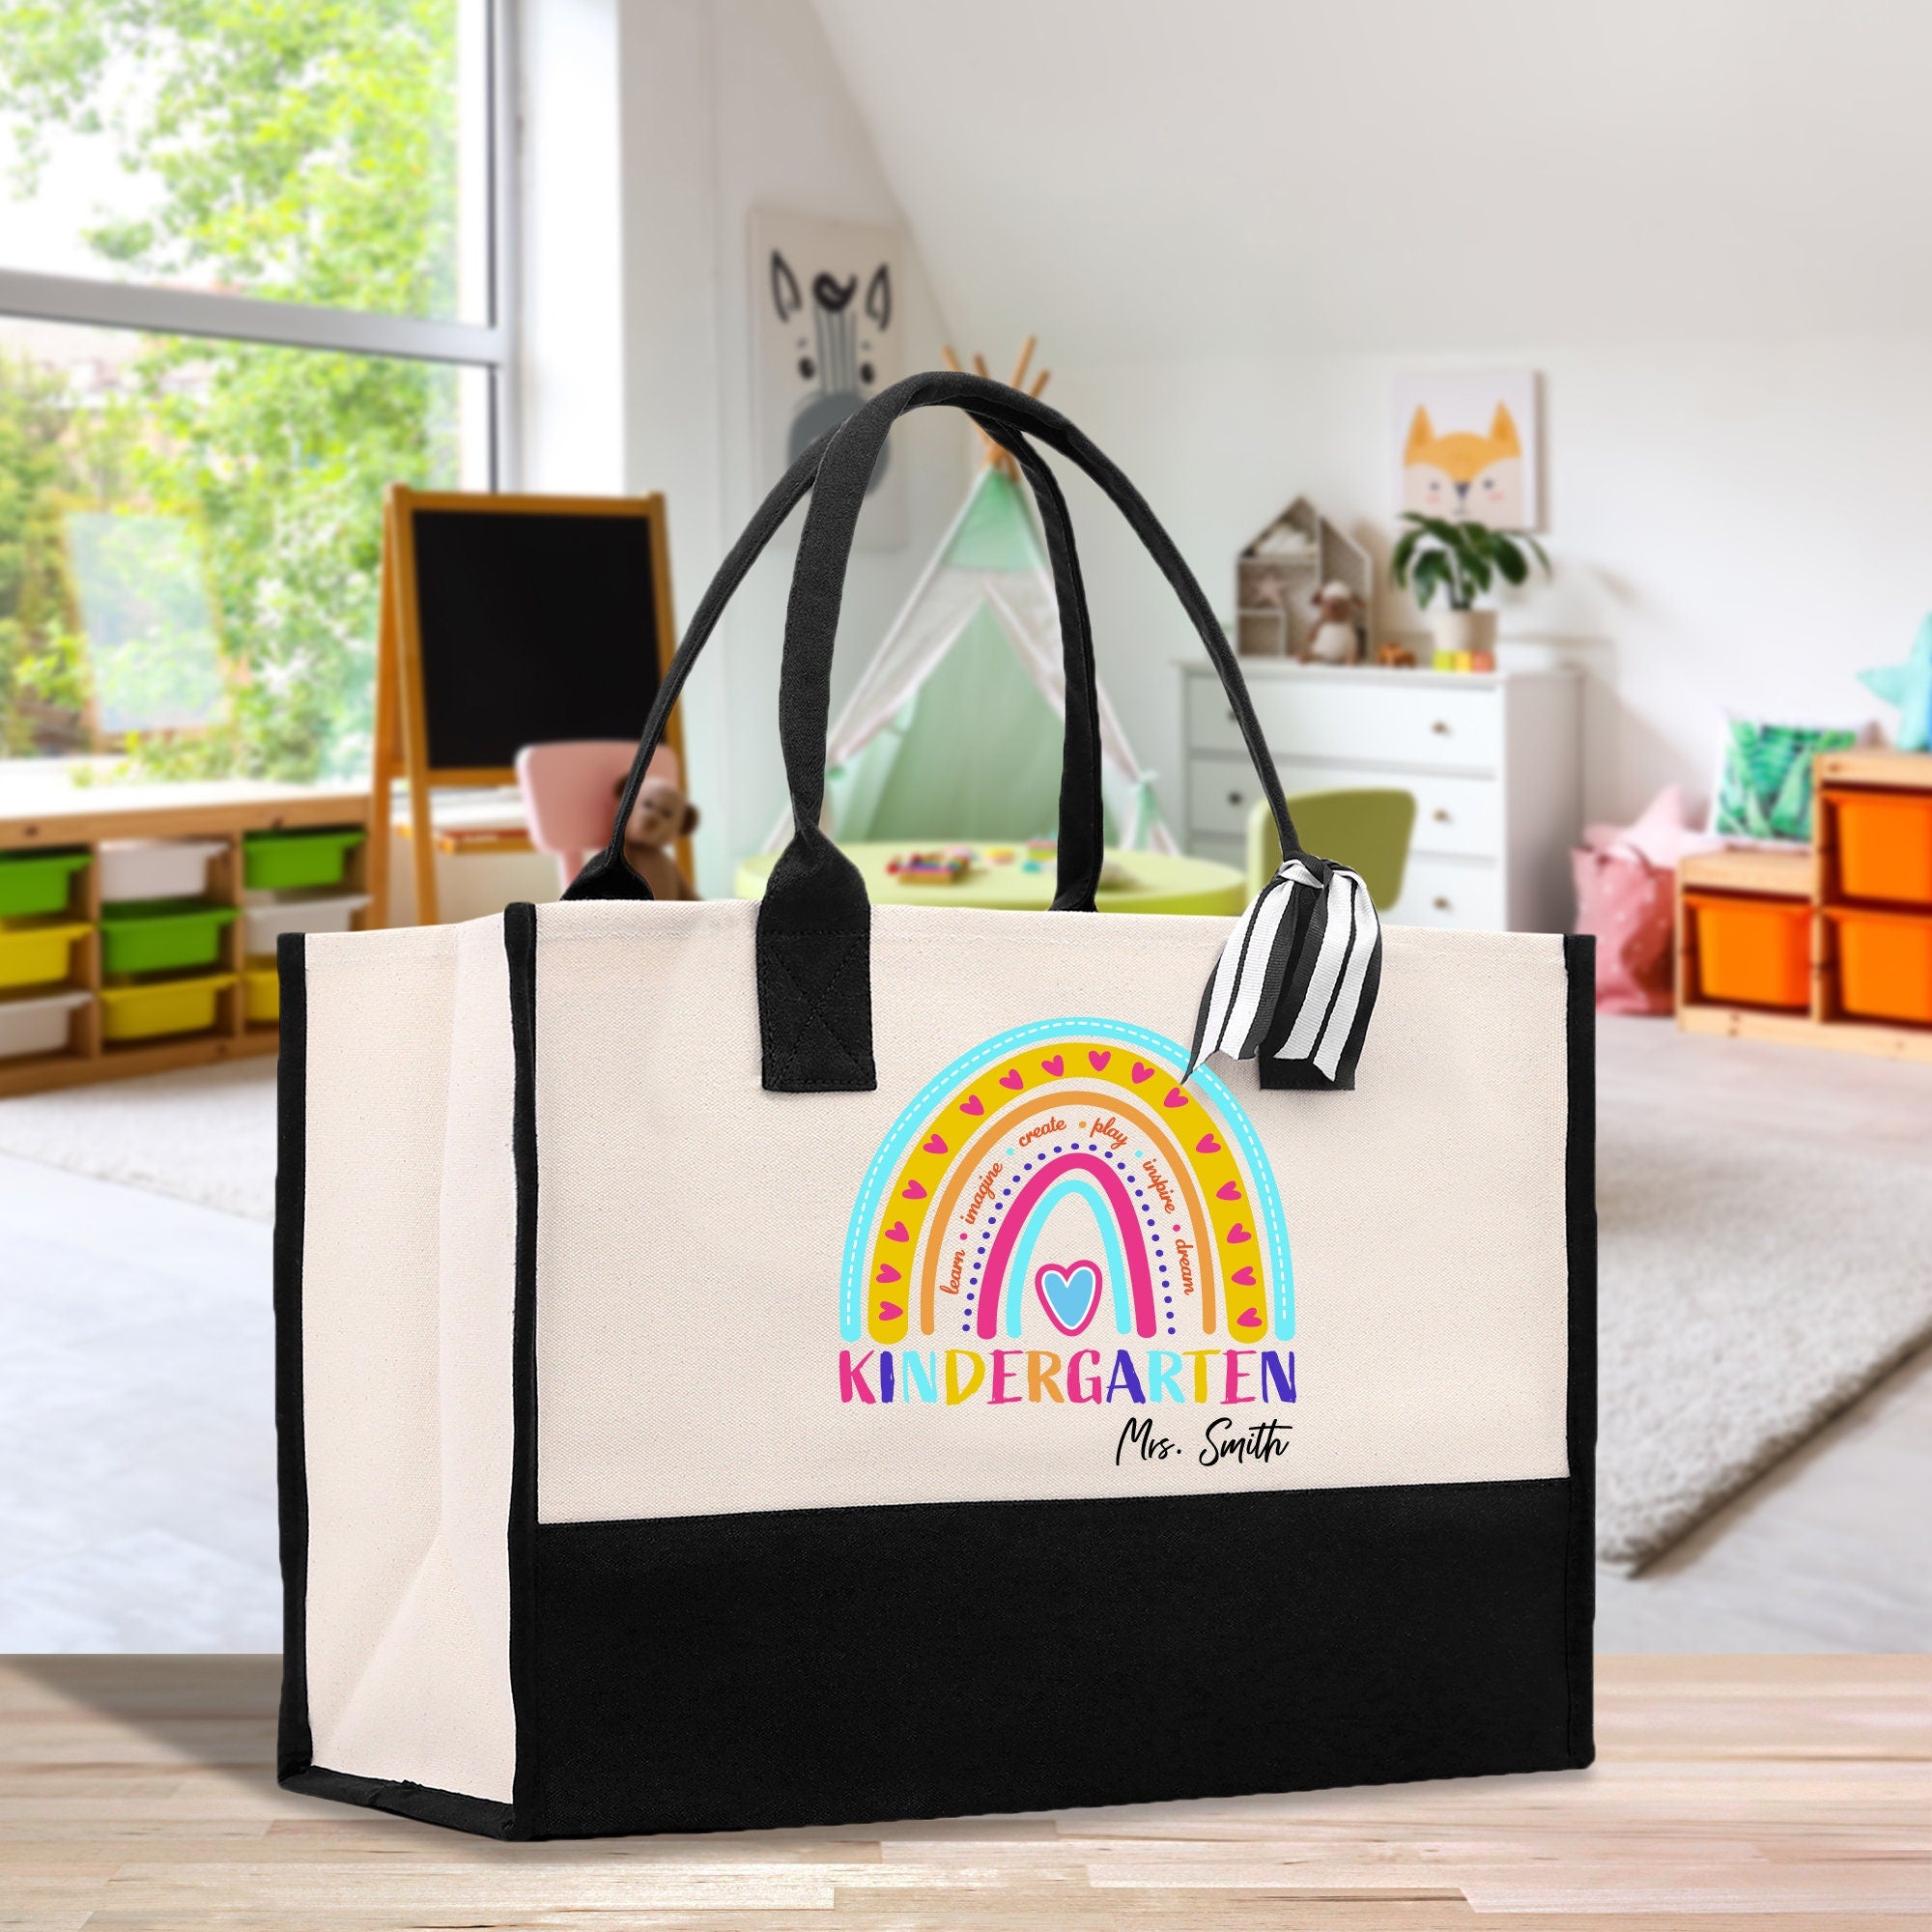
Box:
[1393,370,1544,532]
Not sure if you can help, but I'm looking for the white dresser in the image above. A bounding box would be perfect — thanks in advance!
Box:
[1179,662,1582,931]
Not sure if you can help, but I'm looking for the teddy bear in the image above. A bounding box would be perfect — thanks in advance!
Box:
[616,773,701,901]
[1301,581,1364,665]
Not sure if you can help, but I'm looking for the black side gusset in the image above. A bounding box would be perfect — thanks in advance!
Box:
[503,901,545,1838]
[1561,933,1599,1766]
[273,931,312,1783]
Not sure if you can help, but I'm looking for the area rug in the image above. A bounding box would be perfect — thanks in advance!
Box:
[2,1058,1926,1569]
[0,1058,277,1222]
[1595,1109,1932,1569]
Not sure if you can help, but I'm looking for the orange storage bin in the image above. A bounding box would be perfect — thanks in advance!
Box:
[1831,788,1932,906]
[1685,893,1812,1010]
[1828,905,1932,1026]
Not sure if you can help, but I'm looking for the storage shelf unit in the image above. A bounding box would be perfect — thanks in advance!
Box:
[1676,749,1932,1063]
[0,781,370,1097]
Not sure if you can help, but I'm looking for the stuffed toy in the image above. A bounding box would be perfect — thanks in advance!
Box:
[1302,581,1363,665]
[617,774,701,900]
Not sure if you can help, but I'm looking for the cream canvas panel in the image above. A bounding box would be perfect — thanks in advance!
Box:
[532,901,1573,1523]
[301,920,518,1804]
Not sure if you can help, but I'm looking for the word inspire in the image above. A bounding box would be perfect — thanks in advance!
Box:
[838,1347,1295,1406]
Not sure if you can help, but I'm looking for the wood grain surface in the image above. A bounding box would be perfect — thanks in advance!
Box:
[0,1654,1925,1929]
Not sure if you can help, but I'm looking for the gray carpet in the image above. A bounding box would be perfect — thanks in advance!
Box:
[1596,1108,1932,1569]
[2,1055,1926,1571]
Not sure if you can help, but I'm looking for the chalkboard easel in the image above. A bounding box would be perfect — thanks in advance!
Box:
[370,487,683,925]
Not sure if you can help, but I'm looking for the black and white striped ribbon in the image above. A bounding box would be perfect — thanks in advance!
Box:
[1184,856,1383,1091]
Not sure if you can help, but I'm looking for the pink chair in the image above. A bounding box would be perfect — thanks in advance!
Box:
[516,740,681,893]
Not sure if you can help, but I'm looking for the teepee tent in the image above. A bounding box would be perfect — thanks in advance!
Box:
[782,414,1176,855]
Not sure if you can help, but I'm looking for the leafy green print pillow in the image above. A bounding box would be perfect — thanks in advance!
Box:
[1713,720,1857,842]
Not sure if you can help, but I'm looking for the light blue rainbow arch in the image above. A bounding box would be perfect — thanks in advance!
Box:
[839,1016,1293,1345]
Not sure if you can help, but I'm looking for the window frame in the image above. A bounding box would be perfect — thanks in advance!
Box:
[0,0,519,485]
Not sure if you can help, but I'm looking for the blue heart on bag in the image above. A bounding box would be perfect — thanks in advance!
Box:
[1035,1260,1103,1337]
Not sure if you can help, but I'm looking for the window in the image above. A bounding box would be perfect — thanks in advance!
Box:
[0,0,512,782]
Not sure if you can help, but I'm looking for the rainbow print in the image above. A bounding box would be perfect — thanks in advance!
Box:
[842,1019,1292,1350]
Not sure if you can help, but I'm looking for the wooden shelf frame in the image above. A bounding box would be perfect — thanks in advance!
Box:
[1675,750,1932,1063]
[0,781,369,1096]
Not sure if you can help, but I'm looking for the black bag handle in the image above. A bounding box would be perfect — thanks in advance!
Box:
[568,386,1112,915]
[576,372,1303,1094]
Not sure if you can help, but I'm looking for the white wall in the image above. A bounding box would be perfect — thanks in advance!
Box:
[1046,337,1932,836]
[523,0,964,894]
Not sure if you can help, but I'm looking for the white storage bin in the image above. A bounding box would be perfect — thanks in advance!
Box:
[242,890,369,958]
[97,838,227,904]
[0,987,89,1060]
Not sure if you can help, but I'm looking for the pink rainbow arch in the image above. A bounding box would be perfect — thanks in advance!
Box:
[976,1151,1157,1342]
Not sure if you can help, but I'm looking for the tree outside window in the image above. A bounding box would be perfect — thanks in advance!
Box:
[0,0,495,781]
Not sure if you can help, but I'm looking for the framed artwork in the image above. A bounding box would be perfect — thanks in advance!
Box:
[749,208,906,549]
[1393,370,1543,530]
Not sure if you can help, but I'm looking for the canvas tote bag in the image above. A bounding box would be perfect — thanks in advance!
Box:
[276,372,1595,1841]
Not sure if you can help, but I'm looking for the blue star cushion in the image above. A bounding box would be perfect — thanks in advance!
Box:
[1859,613,1932,753]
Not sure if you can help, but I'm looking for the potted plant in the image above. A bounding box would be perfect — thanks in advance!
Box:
[1389,514,1549,663]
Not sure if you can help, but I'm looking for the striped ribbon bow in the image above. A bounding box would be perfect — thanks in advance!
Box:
[1185,856,1383,1091]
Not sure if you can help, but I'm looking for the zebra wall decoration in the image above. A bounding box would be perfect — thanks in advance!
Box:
[750,210,907,546]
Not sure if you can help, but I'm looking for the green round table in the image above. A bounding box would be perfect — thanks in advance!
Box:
[733,843,1245,916]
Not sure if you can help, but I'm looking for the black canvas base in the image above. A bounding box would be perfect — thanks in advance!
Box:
[526,1476,1587,1840]
[281,1764,516,1838]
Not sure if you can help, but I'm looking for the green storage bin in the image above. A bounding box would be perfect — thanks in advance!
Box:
[99,898,239,976]
[242,827,365,892]
[0,848,89,918]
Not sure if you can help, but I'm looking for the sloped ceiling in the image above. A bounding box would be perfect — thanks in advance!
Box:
[811,0,1932,357]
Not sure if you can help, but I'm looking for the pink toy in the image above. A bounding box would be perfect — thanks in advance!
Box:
[516,740,685,893]
[1572,786,1718,1014]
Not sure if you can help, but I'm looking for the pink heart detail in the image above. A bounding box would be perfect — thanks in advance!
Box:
[1131,1062,1154,1083]
[923,1135,948,1155]
[885,1221,909,1242]
[876,1264,901,1284]
[1196,1133,1222,1154]
[1235,1307,1263,1330]
[1040,1054,1065,1077]
[1233,1265,1257,1287]
[960,1094,983,1116]
[1163,1089,1189,1109]
[1000,1069,1024,1090]
[1034,1259,1104,1337]
[1227,1222,1252,1243]
[1088,1049,1112,1070]
[1216,1180,1242,1202]
[878,1301,904,1321]
[902,1179,927,1200]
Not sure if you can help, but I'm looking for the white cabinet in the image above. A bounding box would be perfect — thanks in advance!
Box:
[1180,662,1581,932]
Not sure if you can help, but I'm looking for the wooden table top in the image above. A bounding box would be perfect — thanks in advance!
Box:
[2,1654,1924,1927]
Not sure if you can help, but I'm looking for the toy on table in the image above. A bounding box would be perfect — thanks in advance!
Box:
[616,773,701,900]
[1376,640,1417,668]
[1858,612,1932,753]
[1019,838,1057,875]
[886,846,975,885]
[1301,581,1365,666]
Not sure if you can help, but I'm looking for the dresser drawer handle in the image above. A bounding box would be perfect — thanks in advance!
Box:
[1226,790,1245,808]
[1431,808,1452,823]
[1433,895,1452,911]
[1430,720,1451,735]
